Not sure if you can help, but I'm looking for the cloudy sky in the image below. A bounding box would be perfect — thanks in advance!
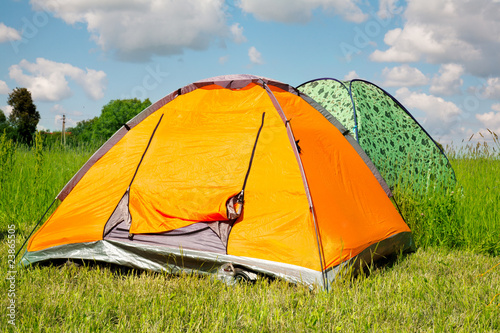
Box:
[1,0,500,144]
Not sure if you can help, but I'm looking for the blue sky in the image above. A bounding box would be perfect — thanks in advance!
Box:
[1,0,500,144]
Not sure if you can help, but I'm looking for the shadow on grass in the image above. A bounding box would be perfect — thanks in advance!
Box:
[330,249,416,289]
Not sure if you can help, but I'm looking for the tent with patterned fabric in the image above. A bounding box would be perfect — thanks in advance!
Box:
[21,75,413,289]
[297,78,456,195]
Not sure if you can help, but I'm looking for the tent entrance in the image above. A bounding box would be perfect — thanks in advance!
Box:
[105,221,228,254]
[103,111,266,250]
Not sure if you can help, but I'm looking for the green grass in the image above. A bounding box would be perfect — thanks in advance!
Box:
[1,136,499,332]
[0,140,94,237]
[2,247,499,332]
[395,155,500,256]
[392,136,500,256]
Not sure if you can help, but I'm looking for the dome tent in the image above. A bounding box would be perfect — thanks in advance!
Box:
[297,78,456,195]
[21,75,413,289]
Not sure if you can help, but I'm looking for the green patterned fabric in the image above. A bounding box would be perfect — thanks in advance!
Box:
[298,79,456,194]
[297,80,356,134]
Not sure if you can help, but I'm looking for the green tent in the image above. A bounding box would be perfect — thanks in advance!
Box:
[297,78,456,195]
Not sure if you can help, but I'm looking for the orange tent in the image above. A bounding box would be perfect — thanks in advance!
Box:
[21,75,413,288]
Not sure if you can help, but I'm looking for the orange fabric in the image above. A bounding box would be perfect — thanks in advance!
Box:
[129,84,270,232]
[27,111,164,252]
[28,80,409,273]
[225,90,320,270]
[128,84,321,270]
[274,90,410,269]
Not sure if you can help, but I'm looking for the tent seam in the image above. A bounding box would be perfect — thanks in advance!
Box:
[260,80,328,290]
[104,114,164,239]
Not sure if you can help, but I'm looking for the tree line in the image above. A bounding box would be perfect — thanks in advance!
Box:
[1,87,151,146]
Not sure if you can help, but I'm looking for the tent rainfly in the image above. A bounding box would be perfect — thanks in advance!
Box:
[21,75,414,289]
[298,78,456,195]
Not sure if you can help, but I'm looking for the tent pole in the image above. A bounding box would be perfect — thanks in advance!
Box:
[348,81,359,142]
[261,81,328,290]
[15,197,58,262]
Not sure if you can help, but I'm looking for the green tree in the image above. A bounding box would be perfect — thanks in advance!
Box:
[67,117,98,143]
[92,98,151,141]
[8,88,40,144]
[0,129,15,187]
[0,109,15,138]
[0,109,6,128]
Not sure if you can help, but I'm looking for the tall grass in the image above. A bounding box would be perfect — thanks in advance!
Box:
[0,133,499,332]
[2,247,499,331]
[394,131,500,256]
[2,132,498,256]
[0,138,96,237]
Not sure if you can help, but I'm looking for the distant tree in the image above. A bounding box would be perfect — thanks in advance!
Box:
[7,88,40,144]
[435,141,445,152]
[0,109,17,141]
[92,98,151,141]
[67,117,98,143]
[0,110,9,133]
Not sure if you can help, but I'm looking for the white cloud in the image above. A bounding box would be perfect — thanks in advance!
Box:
[377,0,403,19]
[248,46,264,65]
[219,55,229,64]
[476,111,500,134]
[8,58,107,102]
[429,63,464,96]
[370,0,500,76]
[72,68,107,100]
[396,87,461,119]
[51,104,83,117]
[395,87,462,136]
[230,23,247,44]
[344,70,359,81]
[55,114,77,128]
[1,105,13,116]
[481,77,500,99]
[0,23,21,43]
[0,80,9,94]
[238,0,368,24]
[492,103,500,112]
[51,104,65,114]
[31,0,235,61]
[381,64,429,87]
[36,124,49,132]
[370,24,452,63]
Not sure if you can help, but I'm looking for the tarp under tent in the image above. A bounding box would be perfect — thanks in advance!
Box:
[297,79,456,195]
[21,75,414,289]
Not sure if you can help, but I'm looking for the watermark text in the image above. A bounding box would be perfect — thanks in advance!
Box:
[6,224,17,326]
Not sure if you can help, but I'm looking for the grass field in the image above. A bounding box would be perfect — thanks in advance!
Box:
[1,134,499,332]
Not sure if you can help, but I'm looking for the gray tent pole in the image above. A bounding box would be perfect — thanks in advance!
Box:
[348,81,359,142]
[15,197,57,261]
[261,81,328,290]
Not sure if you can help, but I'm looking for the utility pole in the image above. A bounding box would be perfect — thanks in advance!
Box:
[62,114,66,145]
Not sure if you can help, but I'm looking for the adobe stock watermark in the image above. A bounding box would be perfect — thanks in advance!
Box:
[9,0,62,54]
[6,224,17,326]
[428,78,491,141]
[340,7,403,63]
[121,64,170,100]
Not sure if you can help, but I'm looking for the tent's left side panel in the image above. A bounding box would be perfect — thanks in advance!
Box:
[24,110,165,259]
